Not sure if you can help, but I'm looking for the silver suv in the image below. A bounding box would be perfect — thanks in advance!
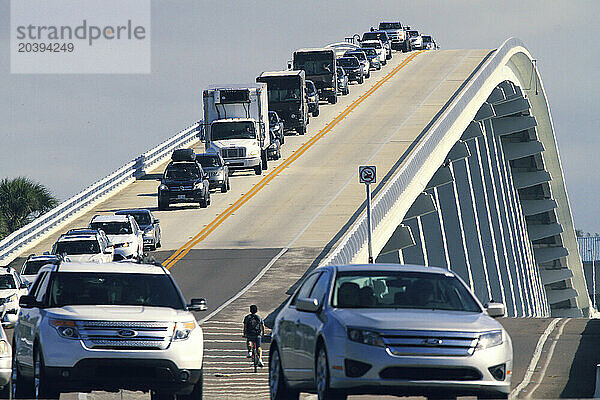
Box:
[13,261,207,399]
[269,264,512,400]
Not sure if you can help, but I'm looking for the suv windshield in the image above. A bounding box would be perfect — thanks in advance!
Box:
[23,260,55,275]
[54,240,100,255]
[338,58,359,68]
[379,22,402,30]
[360,48,376,56]
[125,212,151,227]
[362,32,388,42]
[196,155,222,168]
[47,272,185,309]
[163,163,201,180]
[90,221,132,235]
[332,271,481,312]
[211,121,255,141]
[0,274,16,289]
[346,52,366,62]
[362,42,381,49]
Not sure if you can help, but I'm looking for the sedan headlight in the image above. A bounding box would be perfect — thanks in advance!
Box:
[50,319,79,340]
[347,328,385,347]
[0,340,9,355]
[173,321,196,341]
[476,330,503,350]
[159,184,168,191]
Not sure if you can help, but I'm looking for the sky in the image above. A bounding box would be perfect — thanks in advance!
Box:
[1,0,599,231]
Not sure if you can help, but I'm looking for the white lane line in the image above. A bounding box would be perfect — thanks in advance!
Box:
[510,318,562,398]
[199,247,288,323]
[526,318,570,398]
[202,321,242,326]
[204,339,247,343]
[204,349,247,352]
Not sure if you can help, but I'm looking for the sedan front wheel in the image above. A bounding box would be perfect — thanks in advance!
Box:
[316,347,346,400]
[269,346,298,400]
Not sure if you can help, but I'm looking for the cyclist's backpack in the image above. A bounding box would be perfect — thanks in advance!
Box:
[246,314,261,336]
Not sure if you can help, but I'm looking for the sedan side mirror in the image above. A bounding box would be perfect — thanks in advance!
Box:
[485,302,506,318]
[296,297,320,313]
[20,282,28,289]
[19,294,38,309]
[155,219,160,223]
[188,298,207,312]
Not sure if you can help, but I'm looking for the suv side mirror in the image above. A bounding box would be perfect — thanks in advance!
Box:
[188,298,207,312]
[485,302,506,318]
[287,61,292,70]
[154,219,160,223]
[19,294,38,309]
[20,282,28,289]
[296,297,320,313]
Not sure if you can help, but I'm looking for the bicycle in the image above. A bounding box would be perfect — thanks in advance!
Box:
[249,338,259,373]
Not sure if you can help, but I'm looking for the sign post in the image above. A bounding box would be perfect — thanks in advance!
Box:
[359,166,376,264]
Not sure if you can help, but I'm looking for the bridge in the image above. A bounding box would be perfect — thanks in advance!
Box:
[1,38,597,399]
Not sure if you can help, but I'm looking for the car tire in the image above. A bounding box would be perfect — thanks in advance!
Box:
[328,96,337,104]
[358,75,364,84]
[316,346,347,400]
[254,164,262,175]
[158,197,169,211]
[221,181,228,193]
[199,192,208,208]
[343,87,349,95]
[377,64,381,70]
[313,107,319,117]
[296,125,306,135]
[269,345,299,400]
[12,346,32,400]
[34,348,59,399]
[366,70,370,79]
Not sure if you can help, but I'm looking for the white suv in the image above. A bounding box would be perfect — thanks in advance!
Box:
[51,231,114,263]
[13,261,207,399]
[89,214,143,261]
[0,267,28,327]
[360,40,387,65]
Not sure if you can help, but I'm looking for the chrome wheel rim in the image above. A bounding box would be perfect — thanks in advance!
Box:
[269,349,280,399]
[316,349,327,399]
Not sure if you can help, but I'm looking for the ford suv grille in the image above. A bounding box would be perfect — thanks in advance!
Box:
[381,330,479,357]
[221,147,246,159]
[77,321,175,350]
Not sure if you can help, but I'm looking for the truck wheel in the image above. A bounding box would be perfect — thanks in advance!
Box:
[296,125,306,135]
[254,164,262,175]
[158,197,169,211]
[262,151,268,170]
[221,181,228,193]
[329,95,337,104]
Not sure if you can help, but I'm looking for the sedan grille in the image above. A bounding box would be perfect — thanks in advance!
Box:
[77,321,174,350]
[221,147,246,159]
[381,330,479,357]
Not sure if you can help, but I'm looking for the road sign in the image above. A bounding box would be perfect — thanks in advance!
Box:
[359,166,376,184]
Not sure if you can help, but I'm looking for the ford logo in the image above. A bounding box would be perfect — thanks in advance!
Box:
[117,329,138,338]
[423,338,442,346]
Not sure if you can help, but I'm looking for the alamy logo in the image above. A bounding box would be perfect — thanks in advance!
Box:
[11,0,151,74]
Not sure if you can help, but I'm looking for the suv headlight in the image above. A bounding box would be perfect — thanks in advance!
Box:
[476,330,503,350]
[50,319,80,340]
[347,328,385,347]
[159,184,168,191]
[173,321,196,341]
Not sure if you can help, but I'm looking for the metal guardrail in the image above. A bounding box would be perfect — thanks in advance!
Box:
[322,38,527,266]
[0,122,201,263]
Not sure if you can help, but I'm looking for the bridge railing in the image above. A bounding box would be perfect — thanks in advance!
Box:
[0,122,201,264]
[322,38,525,266]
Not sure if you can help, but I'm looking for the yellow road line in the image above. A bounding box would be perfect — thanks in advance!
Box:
[164,51,424,269]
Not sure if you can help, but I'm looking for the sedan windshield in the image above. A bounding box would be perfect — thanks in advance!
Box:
[211,121,256,141]
[127,212,151,227]
[47,272,185,309]
[332,270,481,312]
[197,155,222,168]
[53,240,100,255]
[346,52,366,62]
[90,221,132,235]
[0,275,16,289]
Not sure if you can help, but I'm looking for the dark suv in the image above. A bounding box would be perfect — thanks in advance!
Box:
[158,161,210,209]
[338,56,364,84]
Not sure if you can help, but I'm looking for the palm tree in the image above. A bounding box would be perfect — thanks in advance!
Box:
[0,177,58,239]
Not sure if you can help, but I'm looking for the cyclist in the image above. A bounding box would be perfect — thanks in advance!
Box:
[243,304,265,367]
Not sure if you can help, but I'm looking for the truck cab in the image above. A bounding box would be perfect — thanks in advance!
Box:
[293,48,338,104]
[378,21,408,52]
[203,84,270,175]
[257,70,309,135]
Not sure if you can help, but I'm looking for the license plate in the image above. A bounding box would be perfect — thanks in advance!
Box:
[178,194,185,199]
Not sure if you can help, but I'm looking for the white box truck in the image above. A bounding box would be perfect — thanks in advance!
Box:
[203,84,270,175]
